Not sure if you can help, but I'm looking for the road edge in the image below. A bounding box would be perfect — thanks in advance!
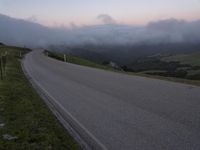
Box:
[21,52,107,150]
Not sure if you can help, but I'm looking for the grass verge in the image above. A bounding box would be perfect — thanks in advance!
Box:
[45,50,117,71]
[0,46,80,150]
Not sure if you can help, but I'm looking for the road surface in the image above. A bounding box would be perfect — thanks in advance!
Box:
[23,50,200,150]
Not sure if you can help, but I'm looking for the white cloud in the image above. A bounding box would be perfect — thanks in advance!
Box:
[97,14,116,24]
[1,14,200,48]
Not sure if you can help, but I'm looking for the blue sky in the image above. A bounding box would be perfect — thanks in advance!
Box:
[0,0,200,26]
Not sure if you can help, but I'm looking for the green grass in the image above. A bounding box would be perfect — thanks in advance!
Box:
[162,52,200,66]
[46,50,200,86]
[0,46,80,150]
[46,51,116,71]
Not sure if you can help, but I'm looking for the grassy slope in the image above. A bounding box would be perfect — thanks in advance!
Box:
[0,46,79,150]
[47,51,117,71]
[162,52,200,66]
[46,50,200,86]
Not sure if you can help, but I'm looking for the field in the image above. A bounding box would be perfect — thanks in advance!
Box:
[0,46,79,150]
[161,52,200,80]
[162,52,200,66]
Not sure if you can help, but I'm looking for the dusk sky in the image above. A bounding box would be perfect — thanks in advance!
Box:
[0,0,200,27]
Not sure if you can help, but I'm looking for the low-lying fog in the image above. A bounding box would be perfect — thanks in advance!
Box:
[1,14,200,48]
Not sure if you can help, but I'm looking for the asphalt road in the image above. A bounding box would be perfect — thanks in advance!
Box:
[23,50,200,150]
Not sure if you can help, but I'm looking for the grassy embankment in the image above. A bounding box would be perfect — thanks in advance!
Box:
[0,46,79,150]
[45,50,117,71]
[46,50,200,86]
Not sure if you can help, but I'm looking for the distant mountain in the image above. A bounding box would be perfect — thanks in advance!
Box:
[0,42,5,45]
[1,14,200,65]
[0,14,65,48]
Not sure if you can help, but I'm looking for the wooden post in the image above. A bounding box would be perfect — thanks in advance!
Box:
[0,51,7,80]
[0,55,3,80]
[2,52,7,77]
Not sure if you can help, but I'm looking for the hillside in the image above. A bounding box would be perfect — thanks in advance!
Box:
[45,50,117,71]
[162,52,200,66]
[123,51,200,80]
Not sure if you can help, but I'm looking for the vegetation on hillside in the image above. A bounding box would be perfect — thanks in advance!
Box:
[45,50,117,71]
[119,51,200,80]
[162,52,200,66]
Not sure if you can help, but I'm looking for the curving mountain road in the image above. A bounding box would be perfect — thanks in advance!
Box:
[23,50,200,150]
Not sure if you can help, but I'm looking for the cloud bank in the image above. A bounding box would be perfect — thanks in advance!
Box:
[97,14,116,24]
[0,14,200,48]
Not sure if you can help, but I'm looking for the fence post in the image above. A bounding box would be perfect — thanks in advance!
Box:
[0,55,3,80]
[2,52,7,77]
[0,51,8,80]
